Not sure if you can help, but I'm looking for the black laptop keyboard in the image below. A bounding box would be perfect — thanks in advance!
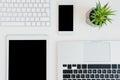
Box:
[63,64,120,80]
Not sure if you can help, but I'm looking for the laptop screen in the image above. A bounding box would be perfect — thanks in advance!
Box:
[9,40,46,80]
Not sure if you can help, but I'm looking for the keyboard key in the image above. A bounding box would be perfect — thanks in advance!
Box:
[117,70,120,73]
[88,64,111,69]
[112,64,117,68]
[73,79,76,80]
[72,64,76,67]
[88,70,92,73]
[77,79,81,80]
[93,70,96,73]
[100,74,104,78]
[63,79,67,80]
[95,74,99,78]
[83,70,87,73]
[98,70,101,73]
[31,22,36,26]
[90,74,94,78]
[82,64,87,69]
[107,70,111,73]
[76,74,80,78]
[63,75,70,78]
[86,74,89,78]
[112,70,116,73]
[110,74,114,78]
[68,64,72,69]
[115,74,119,78]
[63,70,73,73]
[26,22,32,26]
[74,70,77,74]
[105,74,109,78]
[81,74,85,78]
[102,70,106,73]
[68,79,71,80]
[1,22,25,26]
[118,64,120,69]
[77,64,81,69]
[71,74,75,78]
[78,70,82,73]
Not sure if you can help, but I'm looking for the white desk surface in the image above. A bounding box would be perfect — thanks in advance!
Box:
[0,0,120,80]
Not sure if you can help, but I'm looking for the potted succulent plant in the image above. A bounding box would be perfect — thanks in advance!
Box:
[86,1,115,28]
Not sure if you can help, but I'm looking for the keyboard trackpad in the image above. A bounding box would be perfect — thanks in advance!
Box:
[83,41,111,62]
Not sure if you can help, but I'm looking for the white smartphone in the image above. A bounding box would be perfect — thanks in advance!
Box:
[57,1,75,33]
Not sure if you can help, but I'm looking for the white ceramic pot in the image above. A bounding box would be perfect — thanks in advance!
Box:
[86,8,99,27]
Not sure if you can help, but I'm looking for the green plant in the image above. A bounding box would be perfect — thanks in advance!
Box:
[90,1,115,27]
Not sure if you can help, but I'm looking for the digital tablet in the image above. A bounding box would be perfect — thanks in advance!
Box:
[6,34,48,80]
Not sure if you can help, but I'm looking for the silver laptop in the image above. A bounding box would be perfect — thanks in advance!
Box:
[57,41,120,80]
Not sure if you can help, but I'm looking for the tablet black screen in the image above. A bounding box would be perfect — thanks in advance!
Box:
[9,40,46,80]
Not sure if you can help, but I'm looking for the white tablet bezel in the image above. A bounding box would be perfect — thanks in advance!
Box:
[6,34,49,80]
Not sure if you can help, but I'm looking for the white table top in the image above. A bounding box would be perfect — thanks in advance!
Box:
[0,0,120,80]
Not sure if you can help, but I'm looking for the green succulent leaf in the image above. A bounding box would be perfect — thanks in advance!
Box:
[100,21,103,27]
[96,0,101,11]
[91,19,96,23]
[95,19,99,25]
[107,18,112,23]
[103,20,107,25]
[90,0,115,27]
[91,15,96,18]
[103,2,109,8]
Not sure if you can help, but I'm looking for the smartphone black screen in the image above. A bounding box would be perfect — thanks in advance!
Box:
[59,5,73,31]
[9,40,46,80]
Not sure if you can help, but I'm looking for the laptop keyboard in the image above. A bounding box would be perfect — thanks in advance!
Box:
[0,0,50,26]
[63,64,120,80]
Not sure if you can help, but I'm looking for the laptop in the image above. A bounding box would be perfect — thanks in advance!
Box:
[6,35,48,80]
[57,41,120,80]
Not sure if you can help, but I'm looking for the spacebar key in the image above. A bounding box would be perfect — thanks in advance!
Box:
[88,64,111,69]
[1,22,25,26]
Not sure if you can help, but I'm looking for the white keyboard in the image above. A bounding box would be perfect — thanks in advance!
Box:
[0,0,50,27]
